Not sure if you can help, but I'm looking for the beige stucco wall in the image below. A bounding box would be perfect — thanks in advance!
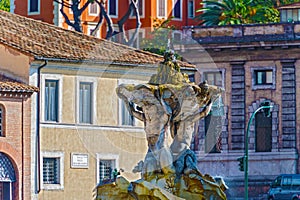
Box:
[40,127,147,200]
[0,45,30,83]
[39,63,150,200]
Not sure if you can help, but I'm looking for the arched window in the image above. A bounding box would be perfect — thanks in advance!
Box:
[0,104,5,137]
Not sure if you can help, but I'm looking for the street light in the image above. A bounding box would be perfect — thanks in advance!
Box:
[244,100,272,200]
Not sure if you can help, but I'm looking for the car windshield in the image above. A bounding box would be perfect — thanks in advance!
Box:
[272,176,282,187]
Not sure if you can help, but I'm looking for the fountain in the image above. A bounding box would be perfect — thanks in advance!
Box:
[95,50,227,200]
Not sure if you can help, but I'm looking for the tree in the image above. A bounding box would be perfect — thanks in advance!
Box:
[140,18,179,57]
[195,0,280,26]
[54,0,92,32]
[54,0,141,42]
[0,0,10,12]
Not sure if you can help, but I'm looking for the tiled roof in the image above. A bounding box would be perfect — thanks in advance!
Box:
[0,11,194,68]
[0,74,39,93]
[278,2,300,9]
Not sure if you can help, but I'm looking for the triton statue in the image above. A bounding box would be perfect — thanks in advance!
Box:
[96,50,227,200]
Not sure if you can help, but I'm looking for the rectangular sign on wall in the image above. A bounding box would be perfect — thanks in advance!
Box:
[71,153,89,168]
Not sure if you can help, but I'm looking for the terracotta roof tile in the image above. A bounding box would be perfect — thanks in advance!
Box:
[0,74,39,93]
[0,11,194,68]
[278,2,300,9]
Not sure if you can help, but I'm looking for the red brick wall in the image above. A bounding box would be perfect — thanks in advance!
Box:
[0,95,32,200]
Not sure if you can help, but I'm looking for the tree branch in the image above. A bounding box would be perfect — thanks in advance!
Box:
[54,0,71,8]
[90,0,104,36]
[79,0,91,15]
[59,1,74,27]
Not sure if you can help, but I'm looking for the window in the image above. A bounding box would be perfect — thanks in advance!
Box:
[172,31,182,44]
[252,67,276,90]
[108,0,118,17]
[43,158,60,184]
[129,30,144,49]
[121,101,134,126]
[188,0,194,18]
[99,160,115,182]
[41,152,64,190]
[203,71,224,153]
[157,0,166,18]
[255,112,272,152]
[280,9,300,22]
[0,105,5,137]
[28,0,39,14]
[173,0,181,19]
[255,70,273,85]
[45,80,59,122]
[89,2,98,16]
[130,0,144,18]
[97,154,119,184]
[87,24,100,38]
[204,71,223,87]
[79,82,93,124]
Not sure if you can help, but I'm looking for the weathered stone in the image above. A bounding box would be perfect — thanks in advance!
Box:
[282,81,295,87]
[231,82,245,89]
[282,134,296,140]
[282,74,295,80]
[282,114,296,121]
[231,122,245,129]
[282,107,296,114]
[282,127,296,134]
[282,121,296,128]
[231,109,245,116]
[282,141,296,148]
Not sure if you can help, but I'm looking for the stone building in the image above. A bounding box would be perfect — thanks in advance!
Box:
[0,74,38,199]
[174,23,300,198]
[0,10,195,200]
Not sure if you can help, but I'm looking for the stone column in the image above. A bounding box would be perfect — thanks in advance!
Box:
[230,61,245,150]
[280,59,296,149]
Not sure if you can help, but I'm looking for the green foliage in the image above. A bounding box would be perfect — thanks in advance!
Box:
[140,18,181,59]
[195,0,280,26]
[0,0,10,12]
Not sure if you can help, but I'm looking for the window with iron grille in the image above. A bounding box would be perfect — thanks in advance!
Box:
[99,160,115,183]
[45,80,59,122]
[43,158,60,184]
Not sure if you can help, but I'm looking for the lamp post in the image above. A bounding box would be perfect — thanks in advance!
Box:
[244,101,272,200]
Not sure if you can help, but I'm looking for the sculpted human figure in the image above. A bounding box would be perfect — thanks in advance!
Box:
[168,81,224,177]
[117,85,174,180]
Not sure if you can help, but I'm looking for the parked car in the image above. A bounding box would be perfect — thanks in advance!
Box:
[267,174,300,200]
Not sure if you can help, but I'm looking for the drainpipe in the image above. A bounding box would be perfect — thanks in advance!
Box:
[35,60,47,194]
[21,96,24,200]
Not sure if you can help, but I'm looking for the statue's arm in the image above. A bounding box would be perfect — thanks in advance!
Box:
[186,100,213,123]
[128,102,144,121]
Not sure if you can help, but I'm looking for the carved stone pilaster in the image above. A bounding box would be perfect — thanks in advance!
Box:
[230,61,245,150]
[280,59,296,148]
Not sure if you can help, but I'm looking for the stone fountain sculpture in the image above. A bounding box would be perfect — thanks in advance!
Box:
[96,51,227,200]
